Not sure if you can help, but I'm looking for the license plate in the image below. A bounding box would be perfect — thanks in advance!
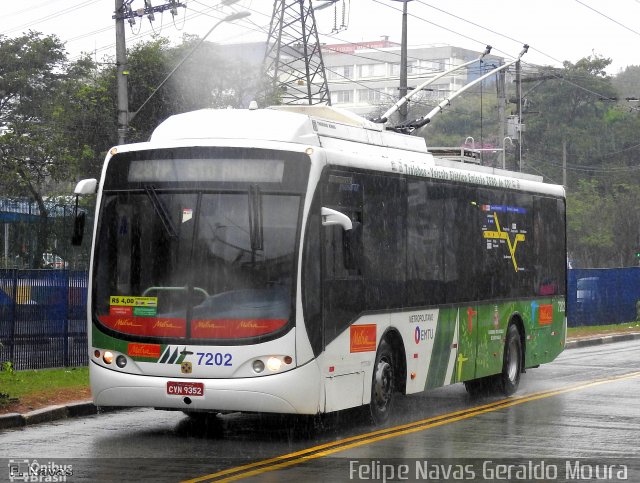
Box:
[166,381,204,397]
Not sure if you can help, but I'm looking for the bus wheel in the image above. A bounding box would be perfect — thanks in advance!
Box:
[369,339,394,424]
[497,324,522,396]
[464,377,489,398]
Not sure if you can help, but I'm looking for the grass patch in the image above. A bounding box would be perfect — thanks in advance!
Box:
[567,321,640,339]
[0,365,89,407]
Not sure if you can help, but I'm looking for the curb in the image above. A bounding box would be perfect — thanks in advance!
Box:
[2,333,640,431]
[565,332,640,349]
[0,401,125,431]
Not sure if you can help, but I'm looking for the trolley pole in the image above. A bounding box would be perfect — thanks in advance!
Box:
[399,0,408,122]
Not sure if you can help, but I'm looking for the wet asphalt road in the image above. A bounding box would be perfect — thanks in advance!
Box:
[1,340,640,482]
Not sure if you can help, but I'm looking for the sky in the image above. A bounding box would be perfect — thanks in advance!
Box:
[2,0,640,74]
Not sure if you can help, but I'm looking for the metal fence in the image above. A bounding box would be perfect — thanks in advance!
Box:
[0,268,639,370]
[567,267,640,327]
[0,269,88,370]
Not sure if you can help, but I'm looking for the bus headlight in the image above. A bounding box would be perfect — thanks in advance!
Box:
[116,355,128,368]
[267,357,282,372]
[103,351,114,364]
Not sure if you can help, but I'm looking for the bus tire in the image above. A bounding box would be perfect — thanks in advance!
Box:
[497,324,522,396]
[183,411,224,434]
[369,339,395,425]
[464,377,489,398]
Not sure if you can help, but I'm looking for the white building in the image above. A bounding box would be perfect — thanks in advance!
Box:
[322,39,504,117]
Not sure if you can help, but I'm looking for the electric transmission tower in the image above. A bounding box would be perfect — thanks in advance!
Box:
[262,0,332,105]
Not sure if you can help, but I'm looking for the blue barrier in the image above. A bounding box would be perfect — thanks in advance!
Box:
[0,269,88,370]
[568,268,640,326]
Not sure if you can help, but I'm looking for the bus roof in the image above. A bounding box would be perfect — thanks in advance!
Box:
[150,105,429,154]
[146,105,563,197]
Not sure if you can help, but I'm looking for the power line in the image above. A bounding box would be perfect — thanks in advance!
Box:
[370,0,520,62]
[574,0,640,37]
[67,0,241,62]
[0,0,104,37]
[415,1,564,65]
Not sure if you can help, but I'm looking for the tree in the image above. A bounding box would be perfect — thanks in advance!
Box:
[611,65,640,101]
[523,56,618,185]
[0,32,78,268]
[122,36,262,142]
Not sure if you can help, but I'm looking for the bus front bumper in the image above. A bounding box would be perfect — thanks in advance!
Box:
[90,360,322,415]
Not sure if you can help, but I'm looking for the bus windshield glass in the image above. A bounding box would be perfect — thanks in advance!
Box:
[93,147,310,344]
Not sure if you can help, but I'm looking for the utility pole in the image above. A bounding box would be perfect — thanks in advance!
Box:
[562,139,567,188]
[496,69,506,167]
[115,0,129,145]
[113,0,186,144]
[516,59,523,171]
[399,0,409,122]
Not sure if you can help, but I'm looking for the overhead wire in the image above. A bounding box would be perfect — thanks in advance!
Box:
[0,0,104,37]
[574,0,640,37]
[66,0,237,62]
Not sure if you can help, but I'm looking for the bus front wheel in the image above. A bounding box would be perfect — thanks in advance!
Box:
[496,324,522,396]
[369,339,395,424]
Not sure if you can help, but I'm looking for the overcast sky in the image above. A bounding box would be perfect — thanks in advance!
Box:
[3,0,640,74]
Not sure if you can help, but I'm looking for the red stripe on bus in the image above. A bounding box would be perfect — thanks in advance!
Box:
[98,315,186,337]
[191,319,288,338]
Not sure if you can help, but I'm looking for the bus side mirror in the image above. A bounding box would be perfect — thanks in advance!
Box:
[321,207,361,270]
[71,211,86,246]
[343,221,362,270]
[321,207,352,231]
[71,178,97,246]
[74,178,97,195]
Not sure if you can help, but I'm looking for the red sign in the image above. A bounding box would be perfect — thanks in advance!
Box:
[191,319,287,339]
[539,304,554,325]
[110,306,133,316]
[127,343,161,359]
[323,40,399,55]
[98,315,186,338]
[350,324,377,353]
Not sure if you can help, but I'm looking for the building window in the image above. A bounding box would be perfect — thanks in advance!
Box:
[423,58,447,72]
[331,90,353,104]
[390,60,418,77]
[327,65,354,80]
[357,63,386,79]
[357,89,382,104]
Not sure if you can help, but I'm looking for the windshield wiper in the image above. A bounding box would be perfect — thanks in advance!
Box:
[144,185,178,239]
[248,185,263,251]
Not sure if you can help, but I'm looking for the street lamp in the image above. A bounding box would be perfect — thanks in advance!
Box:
[128,10,251,125]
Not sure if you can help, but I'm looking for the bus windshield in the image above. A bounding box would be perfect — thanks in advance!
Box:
[93,147,309,344]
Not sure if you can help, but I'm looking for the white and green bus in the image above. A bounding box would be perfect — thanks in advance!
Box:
[74,104,566,424]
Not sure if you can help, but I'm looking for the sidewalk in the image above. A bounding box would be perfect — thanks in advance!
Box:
[2,332,640,431]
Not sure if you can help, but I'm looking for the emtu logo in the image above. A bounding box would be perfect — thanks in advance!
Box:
[414,326,435,344]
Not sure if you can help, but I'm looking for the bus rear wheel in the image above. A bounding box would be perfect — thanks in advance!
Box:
[369,339,395,425]
[496,324,522,396]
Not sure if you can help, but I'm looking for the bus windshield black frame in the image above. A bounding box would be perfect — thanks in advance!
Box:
[92,146,310,345]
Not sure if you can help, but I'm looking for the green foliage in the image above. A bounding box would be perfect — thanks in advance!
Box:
[567,180,640,267]
[1,361,15,374]
[611,65,640,100]
[0,366,89,406]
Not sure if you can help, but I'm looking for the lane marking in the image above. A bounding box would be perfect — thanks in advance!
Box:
[183,370,640,483]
